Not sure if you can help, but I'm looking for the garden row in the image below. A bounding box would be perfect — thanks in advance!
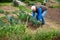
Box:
[0,6,42,27]
[0,24,60,40]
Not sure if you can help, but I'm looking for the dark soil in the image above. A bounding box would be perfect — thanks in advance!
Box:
[27,22,41,30]
[52,36,60,40]
[47,8,60,24]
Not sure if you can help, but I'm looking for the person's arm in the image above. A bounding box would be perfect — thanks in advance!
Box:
[32,11,35,17]
[37,7,42,20]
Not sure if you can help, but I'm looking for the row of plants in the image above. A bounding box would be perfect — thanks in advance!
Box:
[0,9,42,27]
[17,0,44,6]
[0,5,42,27]
[0,24,60,40]
[49,5,60,8]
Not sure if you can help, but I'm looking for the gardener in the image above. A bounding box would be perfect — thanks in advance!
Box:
[31,5,47,25]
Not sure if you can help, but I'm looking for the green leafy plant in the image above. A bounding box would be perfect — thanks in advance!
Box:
[19,5,31,13]
[0,19,4,27]
[4,11,10,15]
[0,16,7,27]
[29,16,42,26]
[34,29,60,40]
[0,9,4,14]
[18,10,28,21]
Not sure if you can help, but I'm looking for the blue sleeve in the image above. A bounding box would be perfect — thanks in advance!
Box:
[38,7,42,15]
[32,11,35,17]
[37,7,42,20]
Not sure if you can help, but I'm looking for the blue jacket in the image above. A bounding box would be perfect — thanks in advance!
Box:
[32,7,42,21]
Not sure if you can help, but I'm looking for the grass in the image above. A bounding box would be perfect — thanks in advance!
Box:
[0,3,12,6]
[0,9,4,14]
[49,6,60,8]
[53,6,60,8]
[19,5,31,13]
[57,0,60,2]
[0,24,60,40]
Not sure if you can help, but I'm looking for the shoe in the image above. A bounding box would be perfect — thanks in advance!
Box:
[42,23,45,25]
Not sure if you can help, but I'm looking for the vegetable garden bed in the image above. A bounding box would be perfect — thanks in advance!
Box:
[0,10,42,28]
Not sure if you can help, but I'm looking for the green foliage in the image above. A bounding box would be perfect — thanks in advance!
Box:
[22,31,32,40]
[12,10,19,14]
[0,24,26,40]
[0,16,7,26]
[25,1,34,6]
[57,0,60,2]
[35,0,44,3]
[21,0,44,5]
[28,1,34,5]
[0,25,60,40]
[53,6,60,8]
[19,5,31,13]
[49,6,60,8]
[34,29,60,40]
[0,3,12,6]
[0,0,12,2]
[19,13,27,21]
[4,11,10,15]
[0,9,4,14]
[0,19,4,27]
[28,16,42,26]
